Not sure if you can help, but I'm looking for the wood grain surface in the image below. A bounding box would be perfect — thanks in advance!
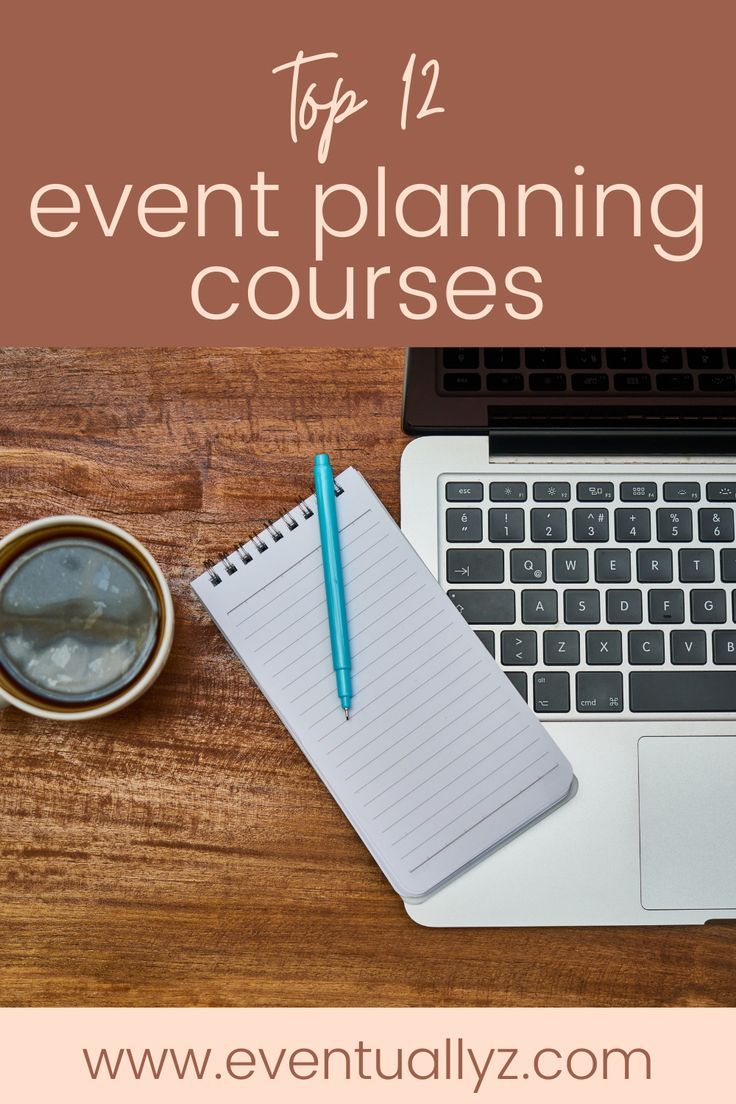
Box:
[1,346,734,1007]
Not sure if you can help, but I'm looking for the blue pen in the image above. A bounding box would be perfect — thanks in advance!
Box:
[314,453,352,719]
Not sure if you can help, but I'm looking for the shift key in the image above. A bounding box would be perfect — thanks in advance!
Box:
[448,589,515,624]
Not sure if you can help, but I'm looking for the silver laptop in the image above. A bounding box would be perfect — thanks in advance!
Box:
[400,347,736,926]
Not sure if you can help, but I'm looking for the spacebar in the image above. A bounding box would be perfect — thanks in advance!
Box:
[630,671,736,712]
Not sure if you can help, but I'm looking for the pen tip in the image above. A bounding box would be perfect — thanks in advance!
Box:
[345,708,350,720]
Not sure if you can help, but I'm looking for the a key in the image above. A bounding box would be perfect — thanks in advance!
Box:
[533,671,570,713]
[630,671,736,712]
[529,373,566,392]
[572,373,609,391]
[706,482,736,502]
[565,348,602,370]
[444,373,481,392]
[573,508,610,542]
[614,373,651,391]
[490,482,527,502]
[501,631,538,666]
[446,548,504,584]
[648,589,685,623]
[487,373,524,391]
[620,482,657,502]
[543,631,580,666]
[447,589,515,624]
[521,590,558,624]
[446,508,483,542]
[586,630,623,665]
[510,549,547,583]
[606,348,642,371]
[484,348,521,370]
[721,549,736,582]
[525,348,561,370]
[594,548,631,583]
[474,630,495,657]
[687,348,723,370]
[533,481,571,502]
[690,589,727,623]
[678,548,715,583]
[647,348,682,370]
[656,508,693,542]
[699,507,735,542]
[629,630,665,665]
[663,482,700,502]
[576,671,624,713]
[576,482,614,502]
[552,549,589,583]
[446,481,483,502]
[489,508,525,542]
[699,374,735,391]
[637,548,673,583]
[614,508,651,542]
[713,630,736,664]
[670,630,707,665]
[444,347,479,370]
[531,508,567,542]
[505,671,528,701]
[563,590,600,624]
[658,373,693,391]
[606,590,643,624]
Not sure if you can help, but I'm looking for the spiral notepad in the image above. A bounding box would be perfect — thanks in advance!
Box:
[192,467,574,901]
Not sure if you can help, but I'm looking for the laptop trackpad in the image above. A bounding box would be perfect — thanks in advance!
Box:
[639,736,736,911]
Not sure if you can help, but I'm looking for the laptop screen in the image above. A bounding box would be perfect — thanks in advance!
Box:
[403,348,736,443]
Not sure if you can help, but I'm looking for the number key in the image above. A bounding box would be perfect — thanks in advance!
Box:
[656,508,692,542]
[531,508,567,542]
[573,508,609,542]
[699,507,734,542]
[489,508,525,542]
[614,508,651,542]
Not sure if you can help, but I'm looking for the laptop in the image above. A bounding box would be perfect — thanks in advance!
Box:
[400,347,736,926]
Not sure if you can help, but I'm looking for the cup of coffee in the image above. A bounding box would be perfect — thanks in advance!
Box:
[0,516,174,721]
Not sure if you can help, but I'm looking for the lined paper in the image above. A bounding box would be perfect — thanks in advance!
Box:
[192,468,574,900]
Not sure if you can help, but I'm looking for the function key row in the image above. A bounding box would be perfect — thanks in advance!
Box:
[444,348,736,372]
[446,507,736,544]
[446,481,736,504]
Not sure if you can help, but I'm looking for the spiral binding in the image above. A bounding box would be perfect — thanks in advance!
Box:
[204,478,343,585]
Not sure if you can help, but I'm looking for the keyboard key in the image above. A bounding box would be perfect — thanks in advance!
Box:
[690,589,727,623]
[586,630,623,665]
[614,373,651,391]
[489,508,525,542]
[448,589,515,624]
[657,373,693,391]
[553,548,589,583]
[678,548,715,583]
[444,347,479,370]
[656,508,692,542]
[620,482,657,502]
[484,348,521,370]
[721,549,736,581]
[577,482,614,502]
[564,589,600,624]
[446,548,504,584]
[728,350,736,370]
[670,630,706,665]
[522,590,558,624]
[576,671,623,713]
[533,671,570,713]
[529,373,566,392]
[505,671,528,701]
[707,482,736,501]
[510,549,547,583]
[699,373,735,391]
[630,671,736,712]
[444,372,481,392]
[531,508,567,542]
[646,348,682,370]
[501,631,538,666]
[572,373,609,391]
[525,348,561,371]
[490,482,527,501]
[594,548,631,583]
[607,589,643,624]
[713,630,736,664]
[446,508,483,542]
[573,508,610,542]
[648,589,685,623]
[637,548,673,583]
[614,508,651,542]
[687,348,723,371]
[566,348,602,370]
[533,481,571,502]
[446,481,483,502]
[629,630,665,665]
[474,630,495,657]
[699,507,735,542]
[543,631,580,666]
[487,373,524,391]
[663,482,700,502]
[606,348,642,371]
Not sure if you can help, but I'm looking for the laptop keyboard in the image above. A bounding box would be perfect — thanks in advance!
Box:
[442,469,736,718]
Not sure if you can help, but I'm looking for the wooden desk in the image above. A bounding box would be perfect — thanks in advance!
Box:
[1,347,734,1007]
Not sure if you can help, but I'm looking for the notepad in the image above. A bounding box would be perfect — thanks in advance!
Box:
[192,467,574,901]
